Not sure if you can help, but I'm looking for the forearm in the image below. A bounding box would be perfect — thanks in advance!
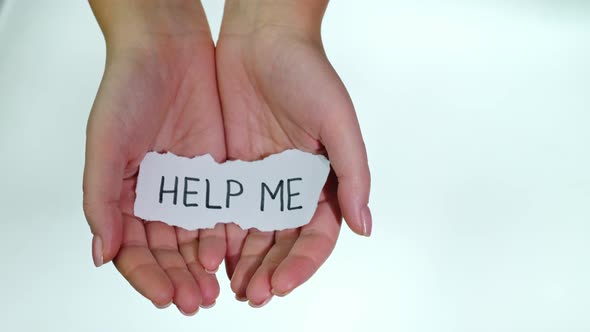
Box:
[220,0,329,39]
[89,0,211,46]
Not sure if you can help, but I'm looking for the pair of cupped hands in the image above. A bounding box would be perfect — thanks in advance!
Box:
[83,0,371,315]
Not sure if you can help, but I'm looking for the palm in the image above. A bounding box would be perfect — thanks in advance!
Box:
[84,35,226,314]
[216,30,348,306]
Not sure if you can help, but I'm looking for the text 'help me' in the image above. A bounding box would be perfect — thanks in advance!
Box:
[134,150,331,231]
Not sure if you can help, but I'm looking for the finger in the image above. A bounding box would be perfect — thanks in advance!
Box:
[230,230,274,301]
[113,215,174,307]
[177,228,220,307]
[146,221,202,315]
[224,223,248,280]
[319,83,372,236]
[83,111,127,266]
[198,223,226,273]
[119,176,137,216]
[270,199,342,296]
[246,229,299,307]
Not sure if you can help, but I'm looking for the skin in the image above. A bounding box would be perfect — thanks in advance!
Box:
[84,0,226,315]
[217,0,372,307]
[84,0,372,314]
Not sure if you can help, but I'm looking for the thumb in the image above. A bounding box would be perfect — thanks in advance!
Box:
[82,110,125,267]
[320,89,372,237]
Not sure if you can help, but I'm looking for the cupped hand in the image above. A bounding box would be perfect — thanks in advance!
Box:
[216,6,372,307]
[83,4,226,315]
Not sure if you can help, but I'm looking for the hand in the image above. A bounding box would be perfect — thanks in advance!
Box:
[83,0,226,315]
[216,0,372,307]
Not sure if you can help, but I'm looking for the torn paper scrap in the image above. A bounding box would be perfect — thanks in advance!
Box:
[134,149,331,231]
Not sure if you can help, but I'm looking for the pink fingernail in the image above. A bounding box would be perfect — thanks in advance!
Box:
[153,300,172,309]
[205,266,219,274]
[271,289,292,297]
[235,295,248,302]
[92,235,103,267]
[248,296,272,308]
[361,206,372,237]
[200,301,216,309]
[178,306,199,316]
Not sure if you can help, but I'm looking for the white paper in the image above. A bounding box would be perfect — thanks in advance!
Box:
[134,149,331,231]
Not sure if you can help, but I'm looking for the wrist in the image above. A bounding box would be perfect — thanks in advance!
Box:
[90,0,212,50]
[220,0,328,40]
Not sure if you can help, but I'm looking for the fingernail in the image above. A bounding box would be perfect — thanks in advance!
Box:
[178,306,199,316]
[200,301,216,309]
[235,295,248,302]
[92,235,103,267]
[248,296,272,308]
[153,300,172,309]
[205,266,219,274]
[361,205,372,237]
[271,289,292,297]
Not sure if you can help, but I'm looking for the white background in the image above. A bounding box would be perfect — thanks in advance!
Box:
[1,1,589,331]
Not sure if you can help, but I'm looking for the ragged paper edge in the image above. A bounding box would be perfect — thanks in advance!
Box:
[134,149,331,231]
